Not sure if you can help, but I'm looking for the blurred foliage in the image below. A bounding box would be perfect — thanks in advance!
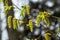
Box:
[2,0,60,40]
[0,0,2,3]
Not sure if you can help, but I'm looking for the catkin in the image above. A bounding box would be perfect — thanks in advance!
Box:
[8,16,12,28]
[13,18,17,29]
[45,33,51,40]
[29,20,33,32]
[37,11,51,28]
[36,15,40,26]
[25,5,30,15]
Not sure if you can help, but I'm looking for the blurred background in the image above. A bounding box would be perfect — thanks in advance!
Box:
[0,0,60,40]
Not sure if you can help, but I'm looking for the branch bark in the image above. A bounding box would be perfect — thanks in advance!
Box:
[3,0,19,40]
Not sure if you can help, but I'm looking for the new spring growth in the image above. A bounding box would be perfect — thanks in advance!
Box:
[26,20,33,32]
[20,6,25,17]
[25,5,30,15]
[8,16,24,29]
[8,16,12,28]
[36,15,40,26]
[20,5,30,17]
[17,19,23,26]
[4,0,13,14]
[38,11,51,28]
[13,18,18,30]
[44,33,51,40]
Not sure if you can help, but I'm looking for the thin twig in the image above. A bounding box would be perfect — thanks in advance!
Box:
[52,16,60,19]
[12,3,21,10]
